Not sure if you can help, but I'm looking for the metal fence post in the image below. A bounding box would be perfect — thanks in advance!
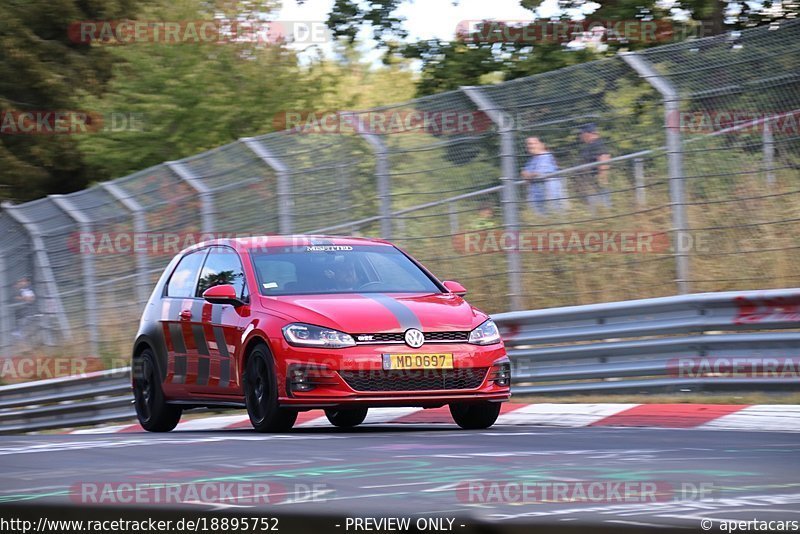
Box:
[166,161,215,234]
[49,195,99,356]
[0,253,9,357]
[448,202,459,235]
[763,118,776,186]
[351,114,392,239]
[462,86,523,311]
[102,182,151,306]
[1,202,72,344]
[634,158,646,206]
[621,52,690,294]
[240,137,293,234]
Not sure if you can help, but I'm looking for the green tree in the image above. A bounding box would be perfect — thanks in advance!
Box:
[320,0,800,97]
[0,0,141,202]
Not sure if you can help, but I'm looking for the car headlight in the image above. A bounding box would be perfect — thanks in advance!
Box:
[468,319,502,345]
[282,323,356,349]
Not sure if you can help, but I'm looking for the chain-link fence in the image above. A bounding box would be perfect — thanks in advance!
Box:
[1,20,798,361]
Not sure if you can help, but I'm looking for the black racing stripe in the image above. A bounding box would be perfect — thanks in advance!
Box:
[190,299,205,318]
[211,304,223,325]
[169,323,187,355]
[173,355,187,384]
[359,293,422,330]
[219,357,230,388]
[192,324,209,356]
[197,356,210,386]
[214,326,229,358]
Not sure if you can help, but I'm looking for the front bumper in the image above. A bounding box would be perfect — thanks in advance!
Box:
[275,341,511,409]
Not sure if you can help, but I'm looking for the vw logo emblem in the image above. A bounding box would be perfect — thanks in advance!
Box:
[404,328,425,348]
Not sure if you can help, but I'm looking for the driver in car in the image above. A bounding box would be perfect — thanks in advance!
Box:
[324,257,359,291]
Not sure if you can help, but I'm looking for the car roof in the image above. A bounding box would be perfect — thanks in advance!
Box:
[190,235,395,251]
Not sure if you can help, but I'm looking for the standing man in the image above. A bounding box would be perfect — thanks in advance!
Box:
[521,136,566,216]
[12,277,36,341]
[577,123,612,212]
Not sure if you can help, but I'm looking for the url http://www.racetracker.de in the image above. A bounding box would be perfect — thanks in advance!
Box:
[0,516,280,533]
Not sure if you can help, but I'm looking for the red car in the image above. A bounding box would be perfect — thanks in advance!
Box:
[131,236,511,432]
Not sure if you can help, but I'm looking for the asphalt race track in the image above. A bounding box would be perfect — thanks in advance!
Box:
[0,422,799,530]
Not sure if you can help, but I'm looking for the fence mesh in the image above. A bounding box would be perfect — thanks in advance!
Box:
[0,19,798,360]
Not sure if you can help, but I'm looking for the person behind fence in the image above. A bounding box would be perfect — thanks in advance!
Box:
[521,136,566,215]
[469,202,497,231]
[12,277,36,339]
[577,123,612,211]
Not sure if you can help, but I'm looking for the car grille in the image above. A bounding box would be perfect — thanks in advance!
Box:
[339,368,488,392]
[352,331,470,344]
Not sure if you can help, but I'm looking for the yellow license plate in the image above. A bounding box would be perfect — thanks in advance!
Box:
[382,353,454,370]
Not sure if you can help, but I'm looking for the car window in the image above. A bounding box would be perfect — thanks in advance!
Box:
[365,251,430,289]
[196,247,246,299]
[166,250,207,298]
[251,245,441,295]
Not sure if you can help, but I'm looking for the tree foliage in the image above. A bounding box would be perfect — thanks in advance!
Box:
[321,0,800,97]
[1,0,417,201]
[0,0,140,202]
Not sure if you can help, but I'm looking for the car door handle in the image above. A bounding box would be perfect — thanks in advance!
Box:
[179,309,192,320]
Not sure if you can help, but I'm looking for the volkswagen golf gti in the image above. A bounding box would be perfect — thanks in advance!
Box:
[131,236,511,432]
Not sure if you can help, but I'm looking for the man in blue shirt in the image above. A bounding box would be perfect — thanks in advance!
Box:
[521,137,566,216]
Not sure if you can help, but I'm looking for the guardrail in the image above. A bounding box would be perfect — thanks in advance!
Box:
[1,288,798,433]
[496,288,800,394]
[0,368,133,434]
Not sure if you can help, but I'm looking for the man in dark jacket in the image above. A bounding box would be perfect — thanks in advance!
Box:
[577,123,612,212]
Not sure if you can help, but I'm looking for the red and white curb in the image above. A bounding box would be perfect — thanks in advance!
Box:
[69,403,800,434]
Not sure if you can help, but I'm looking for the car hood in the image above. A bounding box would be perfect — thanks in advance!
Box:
[261,292,488,333]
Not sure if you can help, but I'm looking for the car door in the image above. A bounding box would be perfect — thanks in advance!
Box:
[192,246,249,396]
[161,248,208,397]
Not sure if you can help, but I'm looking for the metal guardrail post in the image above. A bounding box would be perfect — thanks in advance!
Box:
[621,53,690,294]
[462,86,523,311]
[166,161,215,234]
[240,137,293,234]
[49,195,99,357]
[763,118,776,186]
[351,114,392,240]
[102,182,151,306]
[1,202,72,343]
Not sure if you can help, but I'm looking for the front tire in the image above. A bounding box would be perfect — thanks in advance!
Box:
[133,349,182,432]
[325,407,368,428]
[244,344,297,432]
[449,401,501,430]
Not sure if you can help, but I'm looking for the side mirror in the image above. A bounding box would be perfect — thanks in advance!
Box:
[443,280,467,297]
[202,284,245,307]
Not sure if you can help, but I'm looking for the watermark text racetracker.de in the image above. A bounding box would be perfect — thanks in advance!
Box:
[70,232,334,255]
[69,19,330,46]
[0,356,127,381]
[0,111,145,135]
[669,110,799,136]
[73,481,331,505]
[272,109,493,135]
[452,230,710,254]
[456,19,675,44]
[669,357,800,379]
[458,480,718,504]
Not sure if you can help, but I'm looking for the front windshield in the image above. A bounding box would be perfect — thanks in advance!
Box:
[251,245,442,296]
